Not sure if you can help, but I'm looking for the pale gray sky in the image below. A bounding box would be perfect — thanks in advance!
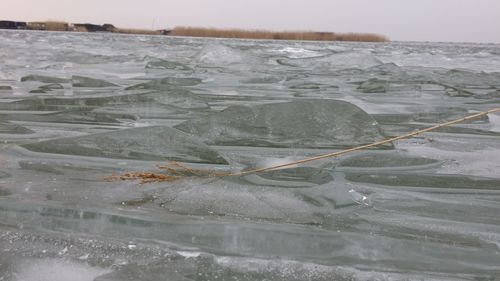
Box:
[1,0,499,43]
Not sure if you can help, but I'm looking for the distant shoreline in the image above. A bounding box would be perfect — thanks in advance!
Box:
[0,20,389,42]
[170,27,388,42]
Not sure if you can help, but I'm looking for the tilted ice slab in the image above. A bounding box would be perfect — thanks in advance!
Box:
[21,74,119,88]
[21,126,228,164]
[277,51,382,70]
[0,121,33,134]
[176,99,389,149]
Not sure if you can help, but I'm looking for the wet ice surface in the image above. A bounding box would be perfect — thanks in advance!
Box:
[1,30,500,280]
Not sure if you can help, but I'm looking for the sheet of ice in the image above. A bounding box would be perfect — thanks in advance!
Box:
[1,30,500,280]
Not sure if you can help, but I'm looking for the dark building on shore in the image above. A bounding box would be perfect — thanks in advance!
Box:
[102,24,116,32]
[27,22,47,30]
[74,23,116,33]
[74,23,104,32]
[158,29,172,35]
[0,21,27,30]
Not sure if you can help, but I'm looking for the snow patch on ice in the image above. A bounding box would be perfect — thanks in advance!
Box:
[276,47,325,58]
[14,259,110,281]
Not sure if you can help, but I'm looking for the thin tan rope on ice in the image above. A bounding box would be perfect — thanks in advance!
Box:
[106,107,500,183]
[229,106,500,177]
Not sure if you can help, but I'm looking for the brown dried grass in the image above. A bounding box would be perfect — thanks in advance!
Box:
[105,161,228,184]
[170,26,389,42]
[44,21,68,31]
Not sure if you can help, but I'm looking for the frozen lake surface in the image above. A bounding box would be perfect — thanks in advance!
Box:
[1,30,500,280]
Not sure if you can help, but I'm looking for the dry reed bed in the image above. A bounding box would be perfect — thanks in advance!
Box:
[44,21,69,31]
[171,26,389,42]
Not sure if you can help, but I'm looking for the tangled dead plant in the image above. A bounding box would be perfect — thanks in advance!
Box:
[104,161,229,184]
